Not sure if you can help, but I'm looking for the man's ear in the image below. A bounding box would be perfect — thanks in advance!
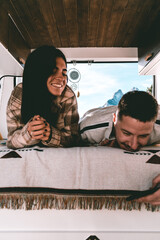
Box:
[113,113,116,124]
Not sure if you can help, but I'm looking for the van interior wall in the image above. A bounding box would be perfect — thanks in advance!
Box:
[0,42,23,139]
[0,42,23,76]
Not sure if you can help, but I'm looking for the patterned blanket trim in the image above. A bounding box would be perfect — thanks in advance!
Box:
[0,192,159,212]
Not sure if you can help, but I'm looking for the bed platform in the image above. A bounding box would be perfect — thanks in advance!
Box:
[0,141,160,239]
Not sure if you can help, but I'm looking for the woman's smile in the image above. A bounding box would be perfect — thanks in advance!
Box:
[51,82,63,88]
[47,57,67,96]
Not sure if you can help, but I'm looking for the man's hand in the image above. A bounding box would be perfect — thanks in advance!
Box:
[28,115,51,141]
[136,175,160,205]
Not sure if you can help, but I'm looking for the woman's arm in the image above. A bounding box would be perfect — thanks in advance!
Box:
[6,84,39,149]
[41,95,80,147]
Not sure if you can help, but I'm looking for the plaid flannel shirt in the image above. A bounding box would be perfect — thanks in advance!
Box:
[6,83,80,149]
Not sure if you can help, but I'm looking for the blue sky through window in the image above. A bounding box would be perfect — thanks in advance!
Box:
[68,62,153,117]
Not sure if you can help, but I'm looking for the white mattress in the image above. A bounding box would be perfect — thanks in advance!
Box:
[0,142,160,191]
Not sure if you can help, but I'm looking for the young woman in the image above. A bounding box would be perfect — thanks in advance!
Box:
[6,45,80,149]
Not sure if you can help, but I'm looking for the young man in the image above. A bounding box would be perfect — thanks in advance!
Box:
[80,90,160,205]
[80,91,160,151]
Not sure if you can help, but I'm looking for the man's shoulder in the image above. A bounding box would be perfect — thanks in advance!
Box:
[79,106,117,141]
[80,105,117,124]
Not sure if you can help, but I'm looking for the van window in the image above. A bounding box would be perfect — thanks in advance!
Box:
[67,62,153,117]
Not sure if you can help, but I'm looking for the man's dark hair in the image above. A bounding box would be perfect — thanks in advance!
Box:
[21,45,67,124]
[117,91,158,122]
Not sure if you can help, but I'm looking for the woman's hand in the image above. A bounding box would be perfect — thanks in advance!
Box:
[28,115,51,141]
[136,174,160,205]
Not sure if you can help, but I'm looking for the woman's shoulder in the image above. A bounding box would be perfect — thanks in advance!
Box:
[9,83,23,104]
[65,85,75,96]
[12,82,22,95]
[62,85,76,101]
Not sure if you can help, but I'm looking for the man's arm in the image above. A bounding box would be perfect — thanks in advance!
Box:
[136,174,160,205]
